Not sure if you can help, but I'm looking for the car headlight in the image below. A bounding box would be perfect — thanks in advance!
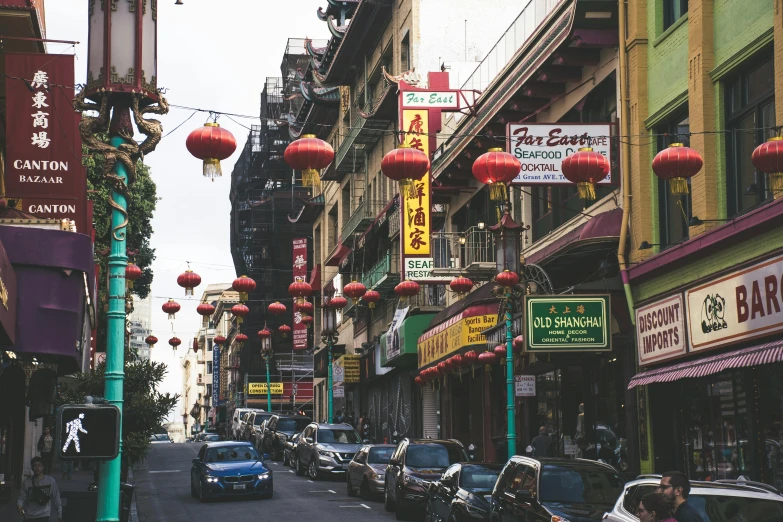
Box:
[551,517,570,522]
[258,472,271,480]
[318,450,335,458]
[205,475,219,483]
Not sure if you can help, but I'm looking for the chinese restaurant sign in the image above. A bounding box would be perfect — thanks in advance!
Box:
[686,254,783,353]
[292,237,308,350]
[401,91,460,109]
[507,123,613,186]
[417,303,499,368]
[5,54,84,228]
[212,345,221,406]
[248,382,283,395]
[525,295,610,352]
[401,109,432,278]
[635,294,686,366]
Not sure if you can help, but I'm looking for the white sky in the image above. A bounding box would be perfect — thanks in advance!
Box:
[45,0,327,421]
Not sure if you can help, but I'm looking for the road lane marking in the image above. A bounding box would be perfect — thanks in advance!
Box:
[339,506,363,508]
[149,470,180,473]
[361,504,371,509]
[328,489,336,494]
[309,490,333,493]
[307,479,314,483]
[288,470,294,473]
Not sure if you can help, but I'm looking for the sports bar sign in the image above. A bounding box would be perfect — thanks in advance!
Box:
[525,295,611,352]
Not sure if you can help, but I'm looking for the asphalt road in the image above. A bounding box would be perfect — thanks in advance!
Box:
[133,443,399,522]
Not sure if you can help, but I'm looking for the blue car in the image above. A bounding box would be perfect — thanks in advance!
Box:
[190,441,273,502]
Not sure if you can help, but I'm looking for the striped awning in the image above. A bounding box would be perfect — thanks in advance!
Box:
[628,340,783,389]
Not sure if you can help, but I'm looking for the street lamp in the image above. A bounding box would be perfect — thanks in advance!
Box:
[261,334,273,413]
[81,3,168,521]
[322,296,344,422]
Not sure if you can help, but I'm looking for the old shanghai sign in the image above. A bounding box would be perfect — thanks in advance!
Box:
[635,294,687,366]
[507,123,614,186]
[686,254,783,353]
[525,295,610,352]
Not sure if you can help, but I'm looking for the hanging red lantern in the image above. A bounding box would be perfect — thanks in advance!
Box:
[168,336,181,350]
[328,295,348,310]
[162,299,180,320]
[478,351,497,367]
[301,315,313,328]
[268,301,287,315]
[343,281,367,304]
[495,270,519,288]
[186,122,238,181]
[214,335,227,345]
[449,277,473,296]
[513,335,524,354]
[145,335,158,348]
[197,303,215,317]
[652,143,703,196]
[177,269,201,296]
[560,147,611,200]
[451,354,464,369]
[296,300,314,315]
[284,134,335,191]
[381,141,431,198]
[125,262,142,289]
[235,332,249,345]
[258,327,272,339]
[463,350,478,366]
[289,281,313,302]
[494,344,507,359]
[394,279,420,300]
[232,275,256,301]
[361,290,380,309]
[231,303,250,324]
[192,338,199,353]
[437,361,448,375]
[471,148,521,201]
[278,324,292,338]
[752,137,783,193]
[414,376,424,387]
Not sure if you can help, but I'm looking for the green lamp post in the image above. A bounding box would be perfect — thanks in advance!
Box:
[80,2,168,520]
[260,328,273,412]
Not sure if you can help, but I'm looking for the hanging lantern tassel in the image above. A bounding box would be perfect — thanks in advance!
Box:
[489,182,508,201]
[203,157,221,179]
[399,179,416,200]
[669,178,689,196]
[577,181,596,201]
[302,168,322,192]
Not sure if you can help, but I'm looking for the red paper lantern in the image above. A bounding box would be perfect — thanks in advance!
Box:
[235,333,249,344]
[343,281,367,304]
[268,301,287,315]
[289,281,313,300]
[301,315,313,327]
[231,304,250,324]
[752,137,783,193]
[560,147,611,200]
[328,295,348,310]
[186,123,237,180]
[463,350,478,366]
[296,300,314,315]
[381,142,431,198]
[472,148,521,201]
[177,269,201,296]
[145,335,158,347]
[437,361,448,375]
[258,328,272,339]
[197,303,215,317]
[451,354,464,369]
[125,262,142,289]
[214,335,227,345]
[168,336,181,350]
[361,290,380,309]
[232,275,256,301]
[414,376,424,387]
[395,279,420,299]
[478,351,497,366]
[284,134,335,191]
[494,344,507,359]
[496,270,519,288]
[192,338,199,353]
[652,143,703,196]
[513,335,524,354]
[162,299,180,320]
[449,277,473,296]
[278,324,292,338]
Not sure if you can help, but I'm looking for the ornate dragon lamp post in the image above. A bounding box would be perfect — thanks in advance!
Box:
[259,327,273,412]
[79,3,168,520]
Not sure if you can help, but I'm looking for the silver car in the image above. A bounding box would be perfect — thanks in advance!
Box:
[603,475,783,522]
[347,444,395,500]
[294,422,362,479]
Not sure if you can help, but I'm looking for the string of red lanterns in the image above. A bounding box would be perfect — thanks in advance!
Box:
[232,275,256,301]
[176,269,201,296]
[560,147,610,201]
[162,299,180,320]
[381,140,431,199]
[471,147,521,201]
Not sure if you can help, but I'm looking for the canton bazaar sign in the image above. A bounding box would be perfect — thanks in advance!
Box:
[525,295,610,352]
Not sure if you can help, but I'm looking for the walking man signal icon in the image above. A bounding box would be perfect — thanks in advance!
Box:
[63,413,88,453]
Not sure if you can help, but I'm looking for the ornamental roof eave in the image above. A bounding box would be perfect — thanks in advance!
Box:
[301,81,340,107]
[317,0,359,22]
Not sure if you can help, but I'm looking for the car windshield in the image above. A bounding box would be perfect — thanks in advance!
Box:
[407,445,463,469]
[318,429,360,443]
[205,445,259,463]
[539,465,624,504]
[204,435,219,441]
[686,494,783,522]
[461,466,500,490]
[368,447,394,464]
[278,418,311,432]
[254,415,271,426]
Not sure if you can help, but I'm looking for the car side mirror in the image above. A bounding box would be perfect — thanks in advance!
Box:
[305,437,314,444]
[515,490,535,504]
[192,458,200,464]
[389,458,400,466]
[441,477,454,488]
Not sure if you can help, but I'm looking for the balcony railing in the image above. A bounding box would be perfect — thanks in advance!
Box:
[362,250,400,293]
[341,199,381,244]
[430,226,496,279]
[407,284,446,310]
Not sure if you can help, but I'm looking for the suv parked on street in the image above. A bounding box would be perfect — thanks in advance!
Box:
[294,422,362,479]
[231,408,262,440]
[246,411,273,447]
[603,475,783,522]
[384,439,468,519]
[490,457,625,522]
[262,414,311,460]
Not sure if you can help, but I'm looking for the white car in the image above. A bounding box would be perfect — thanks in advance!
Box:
[150,433,172,444]
[231,408,264,440]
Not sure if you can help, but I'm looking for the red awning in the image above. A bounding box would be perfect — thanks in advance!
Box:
[526,208,622,265]
[324,244,351,266]
[627,340,783,389]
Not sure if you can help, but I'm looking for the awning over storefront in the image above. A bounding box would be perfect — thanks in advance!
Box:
[526,208,623,266]
[324,244,351,266]
[627,340,783,389]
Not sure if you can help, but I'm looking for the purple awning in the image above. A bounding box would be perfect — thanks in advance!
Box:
[526,208,622,265]
[627,340,783,389]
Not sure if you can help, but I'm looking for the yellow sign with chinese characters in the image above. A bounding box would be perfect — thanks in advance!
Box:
[417,314,497,368]
[247,382,284,395]
[343,354,360,383]
[401,109,431,256]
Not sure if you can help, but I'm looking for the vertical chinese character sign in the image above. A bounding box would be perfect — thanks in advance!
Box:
[292,238,309,350]
[212,345,220,407]
[401,110,432,273]
[4,54,84,229]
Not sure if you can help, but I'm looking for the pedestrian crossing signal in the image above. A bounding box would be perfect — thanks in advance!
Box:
[57,405,120,460]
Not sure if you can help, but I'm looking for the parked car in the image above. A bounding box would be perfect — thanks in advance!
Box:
[490,457,625,522]
[263,414,312,460]
[193,433,206,443]
[425,463,502,522]
[190,441,273,503]
[294,422,362,479]
[284,432,301,467]
[244,411,273,443]
[203,434,220,442]
[252,419,269,450]
[150,433,172,444]
[384,439,469,519]
[347,444,395,500]
[231,408,262,440]
[603,475,783,522]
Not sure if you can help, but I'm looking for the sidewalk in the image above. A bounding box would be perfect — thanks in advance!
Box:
[0,457,137,522]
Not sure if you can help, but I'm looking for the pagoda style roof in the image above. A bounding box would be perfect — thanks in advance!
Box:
[317,0,359,22]
[301,81,340,107]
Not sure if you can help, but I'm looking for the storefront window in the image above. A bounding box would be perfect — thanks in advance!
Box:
[758,364,783,491]
[657,115,691,248]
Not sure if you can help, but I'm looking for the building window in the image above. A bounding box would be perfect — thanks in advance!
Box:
[726,54,775,218]
[207,362,212,375]
[207,339,213,352]
[401,34,410,73]
[657,114,691,247]
[206,384,212,397]
[663,0,688,30]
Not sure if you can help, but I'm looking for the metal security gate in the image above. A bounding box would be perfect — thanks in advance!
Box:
[421,386,440,439]
[366,373,412,443]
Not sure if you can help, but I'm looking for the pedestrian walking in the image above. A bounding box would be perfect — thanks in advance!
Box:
[17,456,62,522]
[637,492,676,522]
[658,471,705,522]
[530,426,553,457]
[36,427,54,475]
[60,458,73,481]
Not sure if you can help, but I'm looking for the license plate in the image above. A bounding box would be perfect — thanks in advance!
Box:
[234,484,246,490]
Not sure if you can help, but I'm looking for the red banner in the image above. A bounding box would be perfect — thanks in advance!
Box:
[292,237,309,350]
[4,54,84,230]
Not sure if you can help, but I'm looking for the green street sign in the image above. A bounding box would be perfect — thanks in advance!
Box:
[525,295,611,351]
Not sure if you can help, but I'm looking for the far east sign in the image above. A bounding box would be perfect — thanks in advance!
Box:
[525,295,610,352]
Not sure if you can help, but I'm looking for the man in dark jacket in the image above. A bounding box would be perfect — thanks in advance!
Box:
[530,426,553,457]
[658,471,705,522]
